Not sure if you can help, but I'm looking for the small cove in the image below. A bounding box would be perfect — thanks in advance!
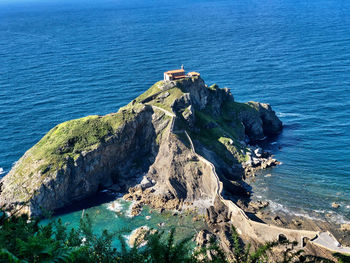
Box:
[41,192,208,248]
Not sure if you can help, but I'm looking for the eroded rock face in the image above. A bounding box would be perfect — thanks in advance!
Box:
[123,132,218,211]
[0,76,282,217]
[0,105,170,216]
[247,102,283,136]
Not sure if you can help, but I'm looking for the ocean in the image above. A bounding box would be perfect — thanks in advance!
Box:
[1,0,350,228]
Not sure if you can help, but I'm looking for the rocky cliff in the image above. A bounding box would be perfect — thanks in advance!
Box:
[0,76,282,216]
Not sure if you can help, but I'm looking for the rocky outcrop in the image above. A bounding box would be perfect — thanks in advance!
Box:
[0,76,282,217]
[247,102,282,136]
[0,104,170,216]
[123,131,218,211]
[128,226,152,247]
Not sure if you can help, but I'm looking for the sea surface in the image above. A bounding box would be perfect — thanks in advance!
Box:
[1,0,350,231]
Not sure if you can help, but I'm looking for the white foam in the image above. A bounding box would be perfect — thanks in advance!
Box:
[327,212,350,225]
[125,201,136,218]
[276,112,303,118]
[268,200,350,224]
[313,209,326,214]
[124,226,149,247]
[0,167,4,175]
[268,200,291,214]
[107,199,123,213]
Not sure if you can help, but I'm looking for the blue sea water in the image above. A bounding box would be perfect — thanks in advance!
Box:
[1,0,350,226]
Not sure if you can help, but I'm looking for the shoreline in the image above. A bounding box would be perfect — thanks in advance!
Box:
[244,202,350,247]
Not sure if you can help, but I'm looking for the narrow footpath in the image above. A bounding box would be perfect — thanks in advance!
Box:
[146,99,350,255]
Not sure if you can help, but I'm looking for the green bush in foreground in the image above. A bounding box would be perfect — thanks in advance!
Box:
[0,209,348,263]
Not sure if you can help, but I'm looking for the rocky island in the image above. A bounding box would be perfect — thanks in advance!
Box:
[1,75,349,259]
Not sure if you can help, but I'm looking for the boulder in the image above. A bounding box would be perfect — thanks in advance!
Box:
[249,200,269,211]
[340,224,350,231]
[140,176,152,189]
[128,226,150,247]
[196,229,214,246]
[332,202,340,209]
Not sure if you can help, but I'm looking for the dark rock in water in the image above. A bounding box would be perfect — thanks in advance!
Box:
[247,101,283,136]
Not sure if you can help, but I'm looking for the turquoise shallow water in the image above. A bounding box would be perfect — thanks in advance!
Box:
[1,0,350,225]
[41,193,207,247]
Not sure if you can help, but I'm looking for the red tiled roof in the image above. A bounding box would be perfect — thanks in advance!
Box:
[173,75,186,79]
[164,69,185,74]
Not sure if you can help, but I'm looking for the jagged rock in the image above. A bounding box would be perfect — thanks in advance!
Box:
[158,91,169,99]
[254,147,262,157]
[274,215,285,225]
[140,176,152,189]
[128,226,152,247]
[332,202,340,209]
[171,93,191,112]
[247,101,283,136]
[131,202,143,217]
[292,219,302,227]
[341,224,350,231]
[196,229,214,246]
[248,200,269,211]
[0,76,282,217]
[206,206,219,224]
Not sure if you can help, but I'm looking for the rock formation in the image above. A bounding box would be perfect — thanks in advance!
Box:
[0,76,282,217]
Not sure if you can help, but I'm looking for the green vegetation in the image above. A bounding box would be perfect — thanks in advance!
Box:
[133,81,165,103]
[152,87,184,113]
[192,105,248,165]
[12,106,141,184]
[0,209,343,263]
[207,84,219,91]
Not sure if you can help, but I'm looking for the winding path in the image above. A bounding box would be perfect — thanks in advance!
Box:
[146,97,350,254]
[183,128,350,254]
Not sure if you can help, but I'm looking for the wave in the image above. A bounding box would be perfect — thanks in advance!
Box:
[276,112,303,118]
[268,200,291,214]
[107,199,124,213]
[0,167,4,175]
[125,201,136,218]
[267,200,350,224]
